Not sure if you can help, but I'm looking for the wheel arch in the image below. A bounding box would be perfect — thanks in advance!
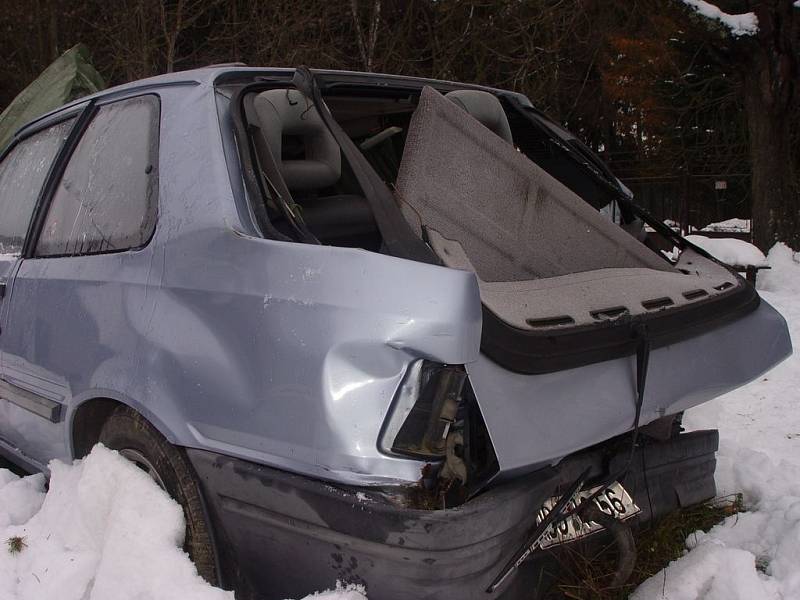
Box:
[69,392,180,459]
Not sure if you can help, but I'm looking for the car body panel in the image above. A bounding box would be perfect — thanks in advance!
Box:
[189,428,720,600]
[469,299,791,478]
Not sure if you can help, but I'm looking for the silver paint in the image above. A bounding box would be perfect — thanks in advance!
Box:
[0,68,792,486]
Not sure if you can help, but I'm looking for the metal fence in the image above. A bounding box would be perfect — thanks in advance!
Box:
[622,173,751,237]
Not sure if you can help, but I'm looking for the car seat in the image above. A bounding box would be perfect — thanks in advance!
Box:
[251,89,377,246]
[444,90,513,144]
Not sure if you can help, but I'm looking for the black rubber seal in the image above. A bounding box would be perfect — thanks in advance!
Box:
[480,280,760,374]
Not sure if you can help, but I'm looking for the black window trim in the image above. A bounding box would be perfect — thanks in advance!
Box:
[24,92,162,259]
[0,103,87,165]
[0,105,88,260]
[21,101,97,259]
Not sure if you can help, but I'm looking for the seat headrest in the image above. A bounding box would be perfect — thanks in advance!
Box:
[253,89,341,191]
[445,90,513,144]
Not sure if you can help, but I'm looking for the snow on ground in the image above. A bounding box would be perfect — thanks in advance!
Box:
[0,446,366,600]
[701,218,750,233]
[680,0,759,37]
[633,243,800,600]
[685,234,768,267]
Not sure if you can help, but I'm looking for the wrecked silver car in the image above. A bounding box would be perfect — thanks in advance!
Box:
[0,65,791,599]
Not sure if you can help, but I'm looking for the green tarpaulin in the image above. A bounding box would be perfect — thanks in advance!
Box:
[0,44,105,151]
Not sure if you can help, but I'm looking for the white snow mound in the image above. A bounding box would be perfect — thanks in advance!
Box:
[680,0,759,36]
[685,234,768,267]
[0,445,231,600]
[701,218,750,233]
[0,445,367,600]
[633,243,800,600]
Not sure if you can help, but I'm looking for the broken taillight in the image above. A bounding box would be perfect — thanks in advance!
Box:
[381,361,466,459]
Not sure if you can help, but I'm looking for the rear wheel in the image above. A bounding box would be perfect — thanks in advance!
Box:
[98,406,218,584]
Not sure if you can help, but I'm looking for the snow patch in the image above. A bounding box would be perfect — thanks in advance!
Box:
[633,243,800,599]
[0,445,230,600]
[685,234,768,267]
[0,446,367,600]
[300,582,368,599]
[758,242,800,294]
[680,0,759,36]
[663,218,680,230]
[701,218,750,233]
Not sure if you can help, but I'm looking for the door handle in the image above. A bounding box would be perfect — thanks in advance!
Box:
[0,279,6,298]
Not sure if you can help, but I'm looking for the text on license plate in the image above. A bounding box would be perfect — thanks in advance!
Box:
[534,481,640,549]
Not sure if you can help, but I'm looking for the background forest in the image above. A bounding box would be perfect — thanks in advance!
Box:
[1,0,798,250]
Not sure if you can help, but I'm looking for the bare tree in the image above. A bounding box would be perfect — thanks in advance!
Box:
[2,0,795,250]
[350,0,382,71]
[675,0,799,250]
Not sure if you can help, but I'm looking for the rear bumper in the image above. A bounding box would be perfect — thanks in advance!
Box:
[187,429,718,600]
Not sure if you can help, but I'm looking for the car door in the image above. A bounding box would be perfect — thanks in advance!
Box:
[0,95,160,468]
[0,116,76,468]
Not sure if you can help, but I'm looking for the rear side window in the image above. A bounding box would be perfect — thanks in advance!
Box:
[0,119,73,255]
[36,95,159,257]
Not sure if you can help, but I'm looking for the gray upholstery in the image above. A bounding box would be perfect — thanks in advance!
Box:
[428,230,737,329]
[396,87,740,330]
[445,90,513,144]
[397,86,672,283]
[253,89,341,191]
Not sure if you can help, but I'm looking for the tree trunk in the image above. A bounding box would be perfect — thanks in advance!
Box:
[742,1,799,252]
[48,0,59,60]
[743,64,799,251]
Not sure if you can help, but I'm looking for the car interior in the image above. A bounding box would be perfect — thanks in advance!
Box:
[239,83,650,250]
[240,85,539,251]
[236,83,745,338]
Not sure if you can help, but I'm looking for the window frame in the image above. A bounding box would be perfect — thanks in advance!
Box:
[23,92,161,260]
[0,106,85,258]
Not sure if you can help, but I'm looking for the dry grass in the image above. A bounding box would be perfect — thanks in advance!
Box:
[6,536,26,554]
[541,494,744,599]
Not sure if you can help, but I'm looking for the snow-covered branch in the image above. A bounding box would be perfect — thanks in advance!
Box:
[680,0,759,36]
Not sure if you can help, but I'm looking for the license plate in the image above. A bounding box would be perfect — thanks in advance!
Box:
[534,481,640,549]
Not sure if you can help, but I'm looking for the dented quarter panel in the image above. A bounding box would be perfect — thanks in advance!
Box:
[160,229,482,484]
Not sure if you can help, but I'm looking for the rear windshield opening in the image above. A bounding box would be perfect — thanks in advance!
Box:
[325,93,417,188]
[325,88,684,269]
[236,81,719,278]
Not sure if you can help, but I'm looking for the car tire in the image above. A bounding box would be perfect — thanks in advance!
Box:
[98,405,218,585]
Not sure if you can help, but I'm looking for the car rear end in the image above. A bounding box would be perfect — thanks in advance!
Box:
[200,67,791,598]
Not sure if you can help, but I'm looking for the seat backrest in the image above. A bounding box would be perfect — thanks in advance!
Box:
[252,89,341,191]
[445,90,513,144]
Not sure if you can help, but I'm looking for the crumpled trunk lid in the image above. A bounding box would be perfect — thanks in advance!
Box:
[394,86,792,476]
